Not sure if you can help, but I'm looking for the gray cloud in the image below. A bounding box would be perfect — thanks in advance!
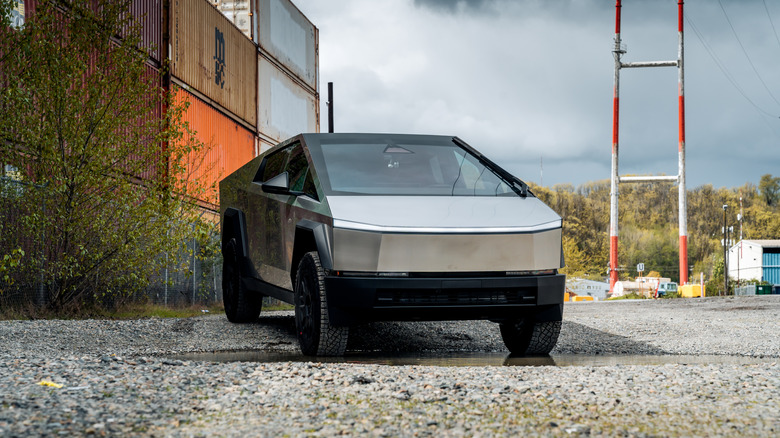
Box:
[412,0,496,14]
[295,0,780,189]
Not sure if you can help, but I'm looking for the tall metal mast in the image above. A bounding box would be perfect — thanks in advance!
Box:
[609,0,688,293]
[609,0,623,292]
[677,0,688,286]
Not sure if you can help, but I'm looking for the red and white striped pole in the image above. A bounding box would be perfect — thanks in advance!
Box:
[609,0,622,293]
[678,0,688,285]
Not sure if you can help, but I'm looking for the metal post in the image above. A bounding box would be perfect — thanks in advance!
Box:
[609,0,623,293]
[164,252,168,306]
[677,0,688,286]
[327,82,334,133]
[192,232,197,304]
[700,271,704,298]
[723,204,728,296]
[38,186,47,307]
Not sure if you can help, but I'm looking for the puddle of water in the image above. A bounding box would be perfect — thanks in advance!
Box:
[169,351,777,367]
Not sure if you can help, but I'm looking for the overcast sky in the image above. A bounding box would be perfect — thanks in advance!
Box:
[292,0,780,190]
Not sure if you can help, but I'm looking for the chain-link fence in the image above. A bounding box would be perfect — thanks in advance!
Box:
[0,177,224,310]
[0,177,48,308]
[142,231,223,307]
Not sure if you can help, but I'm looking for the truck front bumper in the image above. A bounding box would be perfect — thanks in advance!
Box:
[323,273,566,326]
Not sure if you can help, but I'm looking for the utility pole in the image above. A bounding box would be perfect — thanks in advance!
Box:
[738,195,743,284]
[723,204,728,296]
[327,82,334,133]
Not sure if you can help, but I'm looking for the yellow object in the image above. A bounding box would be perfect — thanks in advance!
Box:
[564,292,573,302]
[572,296,594,302]
[37,380,63,388]
[680,284,705,298]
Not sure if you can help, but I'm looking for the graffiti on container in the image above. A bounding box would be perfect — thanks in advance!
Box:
[214,27,226,89]
[10,0,25,29]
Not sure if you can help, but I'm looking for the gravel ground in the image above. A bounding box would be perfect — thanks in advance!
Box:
[1,296,778,436]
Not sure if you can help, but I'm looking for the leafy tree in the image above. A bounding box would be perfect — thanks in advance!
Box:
[532,173,780,288]
[0,0,208,309]
[560,234,589,278]
[758,174,780,208]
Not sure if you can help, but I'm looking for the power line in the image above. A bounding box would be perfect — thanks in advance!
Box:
[717,0,780,108]
[763,0,780,55]
[685,14,778,119]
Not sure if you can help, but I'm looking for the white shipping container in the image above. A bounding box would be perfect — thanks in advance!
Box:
[256,0,317,91]
[258,54,318,143]
[210,0,253,40]
[255,136,276,156]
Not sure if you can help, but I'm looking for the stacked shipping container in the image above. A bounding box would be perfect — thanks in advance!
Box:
[174,0,319,208]
[20,0,319,211]
[213,0,319,154]
[170,0,258,129]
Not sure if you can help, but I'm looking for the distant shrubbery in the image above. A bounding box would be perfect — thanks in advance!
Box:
[531,176,780,288]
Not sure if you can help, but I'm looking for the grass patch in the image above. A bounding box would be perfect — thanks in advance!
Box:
[107,303,225,319]
[0,302,225,321]
[0,296,296,321]
[264,302,294,312]
[607,292,649,300]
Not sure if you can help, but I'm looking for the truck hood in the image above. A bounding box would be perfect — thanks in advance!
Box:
[326,196,561,233]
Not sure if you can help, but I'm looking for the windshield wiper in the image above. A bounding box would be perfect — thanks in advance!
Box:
[451,137,529,198]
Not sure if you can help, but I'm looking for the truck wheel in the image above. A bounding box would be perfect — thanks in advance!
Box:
[222,238,262,323]
[295,251,348,356]
[499,319,561,356]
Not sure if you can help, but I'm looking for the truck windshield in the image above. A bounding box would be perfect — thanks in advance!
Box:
[313,140,520,196]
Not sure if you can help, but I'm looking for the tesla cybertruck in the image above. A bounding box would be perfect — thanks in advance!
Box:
[219,133,565,356]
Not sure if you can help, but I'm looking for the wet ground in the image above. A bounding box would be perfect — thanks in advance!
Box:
[170,350,777,367]
[165,297,780,367]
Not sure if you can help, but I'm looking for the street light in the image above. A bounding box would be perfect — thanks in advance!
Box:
[723,204,728,296]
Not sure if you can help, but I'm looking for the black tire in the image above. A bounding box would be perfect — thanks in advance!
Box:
[294,251,348,356]
[499,319,561,356]
[222,238,261,323]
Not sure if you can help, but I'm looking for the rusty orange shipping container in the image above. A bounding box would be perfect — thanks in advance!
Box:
[169,0,258,128]
[176,88,255,207]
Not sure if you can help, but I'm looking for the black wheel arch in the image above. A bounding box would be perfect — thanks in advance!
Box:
[291,220,334,285]
[222,208,248,260]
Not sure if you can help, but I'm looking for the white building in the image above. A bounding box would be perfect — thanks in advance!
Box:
[567,278,610,300]
[727,240,780,285]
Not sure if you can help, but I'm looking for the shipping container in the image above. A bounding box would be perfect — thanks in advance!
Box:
[175,88,255,206]
[125,0,163,64]
[170,0,258,128]
[126,61,164,181]
[255,136,276,156]
[209,0,253,41]
[10,0,29,27]
[256,0,317,91]
[763,252,780,285]
[257,54,318,144]
[17,0,161,64]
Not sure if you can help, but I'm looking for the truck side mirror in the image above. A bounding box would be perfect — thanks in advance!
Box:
[261,172,291,194]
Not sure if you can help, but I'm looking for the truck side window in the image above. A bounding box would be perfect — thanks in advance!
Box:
[259,147,291,182]
[286,145,318,201]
